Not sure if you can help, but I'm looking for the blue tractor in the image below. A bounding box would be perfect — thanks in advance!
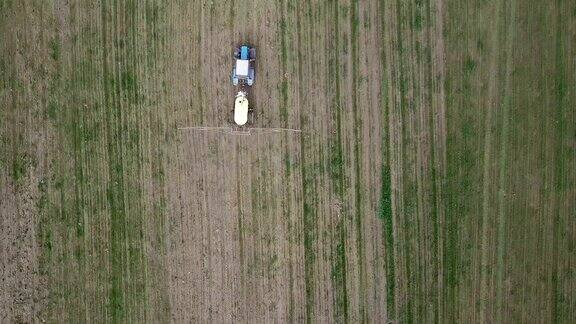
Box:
[231,45,256,86]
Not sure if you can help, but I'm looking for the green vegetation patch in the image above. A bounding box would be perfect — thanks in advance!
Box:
[12,152,33,182]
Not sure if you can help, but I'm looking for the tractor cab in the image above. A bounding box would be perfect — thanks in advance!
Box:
[231,45,256,86]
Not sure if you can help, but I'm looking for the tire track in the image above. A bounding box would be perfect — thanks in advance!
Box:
[378,0,397,320]
[296,2,317,322]
[349,0,367,321]
[479,0,505,321]
[428,0,447,322]
[495,1,516,321]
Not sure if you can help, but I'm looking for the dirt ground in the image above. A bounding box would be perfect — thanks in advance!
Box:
[1,0,575,323]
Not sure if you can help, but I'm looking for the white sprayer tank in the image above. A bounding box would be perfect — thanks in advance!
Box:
[234,91,249,126]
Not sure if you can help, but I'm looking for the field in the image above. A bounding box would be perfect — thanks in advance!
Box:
[1,0,575,322]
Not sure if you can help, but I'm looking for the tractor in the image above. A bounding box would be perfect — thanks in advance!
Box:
[178,44,301,133]
[231,45,256,86]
